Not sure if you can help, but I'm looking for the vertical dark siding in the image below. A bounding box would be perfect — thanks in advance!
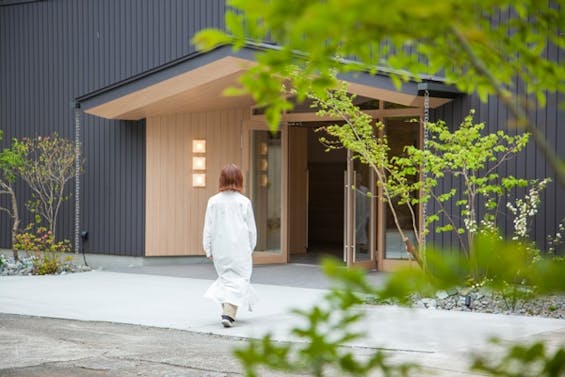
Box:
[0,0,226,255]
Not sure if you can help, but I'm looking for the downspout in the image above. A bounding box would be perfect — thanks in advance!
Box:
[73,101,81,255]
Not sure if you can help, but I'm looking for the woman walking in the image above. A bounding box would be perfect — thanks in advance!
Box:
[203,163,258,327]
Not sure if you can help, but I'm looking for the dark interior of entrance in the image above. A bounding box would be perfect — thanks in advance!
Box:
[289,122,346,264]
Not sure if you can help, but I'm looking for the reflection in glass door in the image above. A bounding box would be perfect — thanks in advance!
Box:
[382,117,420,260]
[344,149,377,268]
[250,130,282,253]
[353,159,374,263]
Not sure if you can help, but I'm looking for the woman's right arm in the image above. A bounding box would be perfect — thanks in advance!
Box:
[202,200,214,258]
[246,200,257,252]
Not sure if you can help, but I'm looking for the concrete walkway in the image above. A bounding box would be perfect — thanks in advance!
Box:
[104,261,390,289]
[1,264,564,375]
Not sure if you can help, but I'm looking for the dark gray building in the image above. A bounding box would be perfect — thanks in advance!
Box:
[1,0,563,270]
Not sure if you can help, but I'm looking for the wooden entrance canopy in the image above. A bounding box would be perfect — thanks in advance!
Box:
[76,44,459,119]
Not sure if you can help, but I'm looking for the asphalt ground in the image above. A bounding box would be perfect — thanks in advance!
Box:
[0,313,281,377]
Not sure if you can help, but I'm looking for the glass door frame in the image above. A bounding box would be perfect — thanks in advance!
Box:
[376,108,424,271]
[343,106,425,271]
[344,149,378,269]
[242,120,288,265]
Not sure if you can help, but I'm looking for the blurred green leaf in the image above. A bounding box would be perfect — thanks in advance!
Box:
[192,29,232,51]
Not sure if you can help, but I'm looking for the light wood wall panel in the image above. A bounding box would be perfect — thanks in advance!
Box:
[146,109,248,256]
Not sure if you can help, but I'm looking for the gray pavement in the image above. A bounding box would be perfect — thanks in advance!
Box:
[103,261,390,289]
[1,263,564,376]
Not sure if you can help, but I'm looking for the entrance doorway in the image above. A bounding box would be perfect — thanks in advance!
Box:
[288,122,347,264]
[287,114,422,270]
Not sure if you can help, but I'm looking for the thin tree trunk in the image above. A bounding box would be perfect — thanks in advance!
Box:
[9,187,20,262]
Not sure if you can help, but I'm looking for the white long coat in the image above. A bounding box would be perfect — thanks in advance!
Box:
[202,191,258,310]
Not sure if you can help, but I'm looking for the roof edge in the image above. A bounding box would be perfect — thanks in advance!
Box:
[75,41,460,110]
[76,45,226,104]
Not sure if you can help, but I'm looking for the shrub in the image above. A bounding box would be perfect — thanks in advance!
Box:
[14,223,71,275]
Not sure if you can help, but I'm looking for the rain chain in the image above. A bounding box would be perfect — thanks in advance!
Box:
[422,89,430,250]
[74,106,81,254]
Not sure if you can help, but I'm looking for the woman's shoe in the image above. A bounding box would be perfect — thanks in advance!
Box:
[221,315,234,328]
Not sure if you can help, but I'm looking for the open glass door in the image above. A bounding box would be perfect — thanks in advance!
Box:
[344,150,377,269]
[243,121,287,264]
[378,116,421,271]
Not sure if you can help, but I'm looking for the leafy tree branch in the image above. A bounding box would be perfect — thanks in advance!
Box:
[450,25,565,187]
[194,0,565,186]
[17,134,82,238]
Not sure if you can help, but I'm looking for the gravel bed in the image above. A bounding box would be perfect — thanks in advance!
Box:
[0,254,91,276]
[411,287,565,319]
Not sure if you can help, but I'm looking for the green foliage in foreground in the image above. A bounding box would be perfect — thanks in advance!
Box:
[194,0,565,186]
[235,263,415,377]
[234,233,565,376]
[377,234,565,301]
[472,339,565,377]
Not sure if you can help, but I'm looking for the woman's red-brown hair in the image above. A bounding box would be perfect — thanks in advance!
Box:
[219,163,243,192]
